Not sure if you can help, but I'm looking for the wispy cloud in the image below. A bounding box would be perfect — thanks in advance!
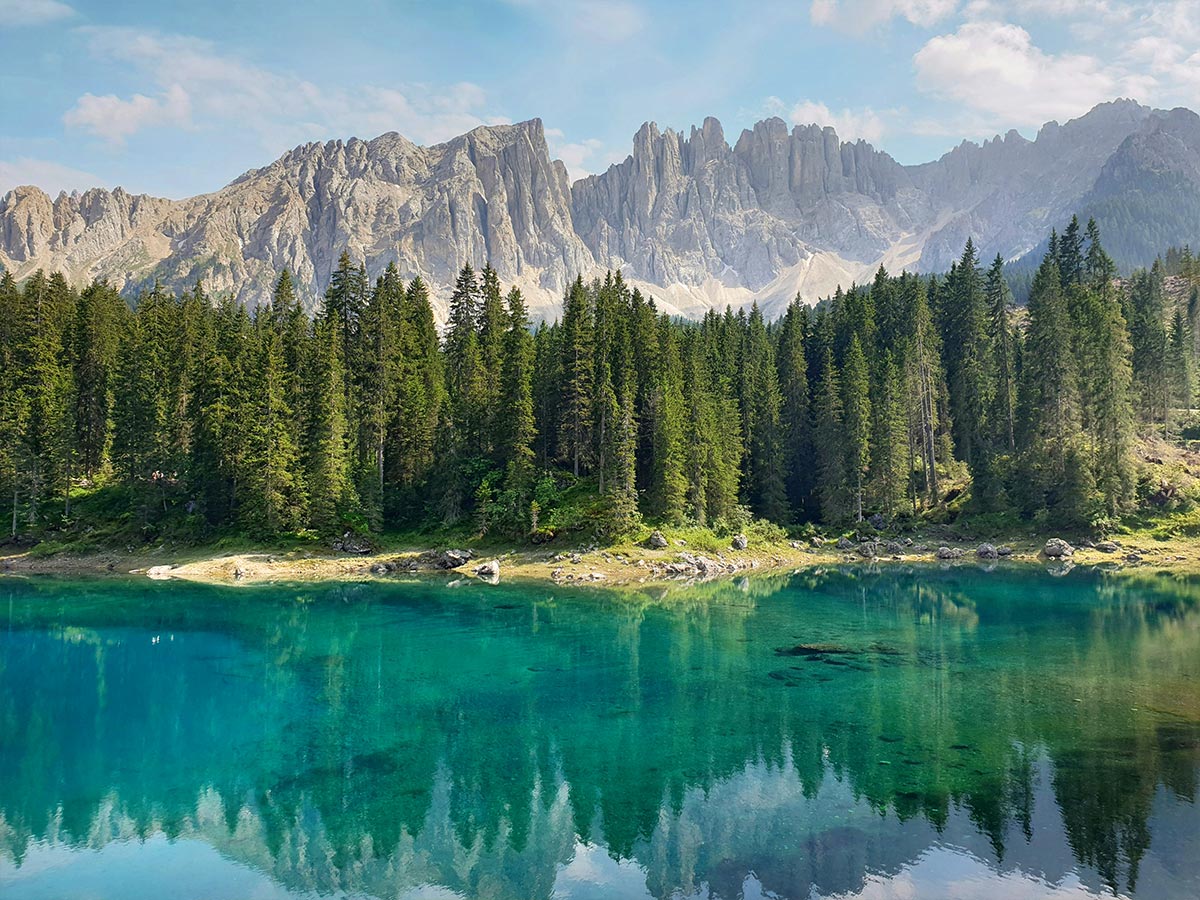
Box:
[810,0,958,30]
[64,84,191,145]
[0,156,102,195]
[64,26,509,151]
[502,0,648,42]
[764,98,890,143]
[0,0,74,26]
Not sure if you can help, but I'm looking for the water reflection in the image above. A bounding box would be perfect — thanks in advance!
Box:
[0,567,1197,899]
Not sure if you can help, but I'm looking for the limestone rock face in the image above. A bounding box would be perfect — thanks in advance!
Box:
[1,120,593,320]
[2,100,1196,320]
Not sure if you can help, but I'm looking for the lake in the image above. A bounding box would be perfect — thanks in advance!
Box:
[1,567,1198,899]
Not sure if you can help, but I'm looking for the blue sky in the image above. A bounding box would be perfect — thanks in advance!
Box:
[2,0,1198,198]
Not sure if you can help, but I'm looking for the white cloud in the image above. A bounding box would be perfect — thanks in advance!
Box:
[63,84,191,145]
[779,99,889,143]
[0,0,73,26]
[913,21,1153,126]
[0,157,102,195]
[810,0,958,30]
[503,0,647,42]
[545,127,626,179]
[65,27,507,151]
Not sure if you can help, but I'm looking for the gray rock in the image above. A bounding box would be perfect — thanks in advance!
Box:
[857,542,880,559]
[884,541,904,555]
[437,549,474,569]
[731,533,749,551]
[836,537,854,551]
[647,530,669,549]
[1043,538,1075,559]
[1,101,1170,324]
[935,546,964,560]
[1095,540,1120,553]
[976,543,998,560]
[473,559,500,579]
[868,513,886,530]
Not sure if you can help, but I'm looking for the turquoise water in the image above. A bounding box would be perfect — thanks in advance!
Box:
[0,567,1198,899]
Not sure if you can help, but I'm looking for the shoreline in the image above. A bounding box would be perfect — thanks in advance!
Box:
[5,532,1200,588]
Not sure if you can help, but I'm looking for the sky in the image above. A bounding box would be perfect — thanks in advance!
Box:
[1,0,1199,199]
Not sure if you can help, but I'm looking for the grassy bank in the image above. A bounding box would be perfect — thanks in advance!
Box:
[7,511,1200,588]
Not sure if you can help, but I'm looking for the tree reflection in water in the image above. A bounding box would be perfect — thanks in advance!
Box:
[0,567,1197,899]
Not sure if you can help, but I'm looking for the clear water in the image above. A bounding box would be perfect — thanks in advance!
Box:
[0,567,1197,900]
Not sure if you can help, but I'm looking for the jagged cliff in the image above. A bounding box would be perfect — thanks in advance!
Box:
[2,99,1197,319]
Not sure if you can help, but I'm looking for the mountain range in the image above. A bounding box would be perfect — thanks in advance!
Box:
[2,98,1198,320]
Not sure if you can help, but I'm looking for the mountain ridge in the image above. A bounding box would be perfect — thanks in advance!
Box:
[2,98,1197,320]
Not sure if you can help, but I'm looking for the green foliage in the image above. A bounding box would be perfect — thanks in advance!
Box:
[3,215,1190,551]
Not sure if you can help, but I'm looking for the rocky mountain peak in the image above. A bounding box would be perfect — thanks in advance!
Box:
[2,100,1198,321]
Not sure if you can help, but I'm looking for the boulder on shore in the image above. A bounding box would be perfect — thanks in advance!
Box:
[474,559,500,579]
[1043,538,1075,559]
[647,530,669,549]
[936,546,964,560]
[857,541,879,559]
[976,543,998,560]
[836,537,854,551]
[437,549,474,569]
[731,534,749,550]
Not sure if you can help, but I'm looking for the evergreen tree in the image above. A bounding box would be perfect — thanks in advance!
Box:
[777,299,813,519]
[842,336,872,523]
[560,277,594,477]
[241,313,305,534]
[497,287,537,531]
[870,350,908,518]
[813,348,846,522]
[1018,255,1094,523]
[644,316,687,524]
[941,239,992,471]
[304,311,358,531]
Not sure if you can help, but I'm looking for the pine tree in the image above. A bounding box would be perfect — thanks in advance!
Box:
[72,281,126,479]
[388,277,444,523]
[644,316,687,524]
[478,263,508,454]
[842,336,872,523]
[777,300,812,519]
[1018,255,1095,523]
[497,287,537,531]
[941,239,992,471]
[813,348,846,522]
[241,313,305,534]
[1168,307,1193,424]
[986,255,1016,453]
[742,304,789,521]
[304,310,358,531]
[870,350,908,518]
[444,263,486,455]
[560,277,594,477]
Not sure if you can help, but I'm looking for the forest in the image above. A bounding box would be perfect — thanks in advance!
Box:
[2,216,1200,548]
